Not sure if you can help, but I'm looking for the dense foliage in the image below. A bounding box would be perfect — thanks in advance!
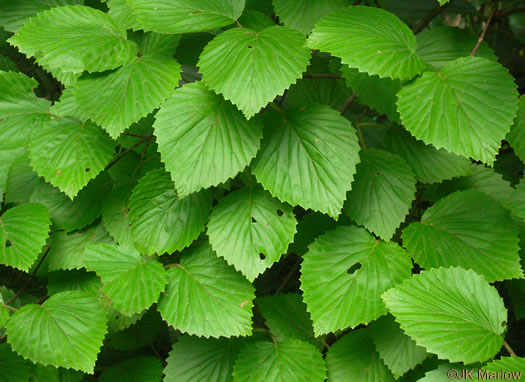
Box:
[1,0,525,381]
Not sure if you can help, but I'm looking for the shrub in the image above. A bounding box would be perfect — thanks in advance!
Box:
[0,0,524,380]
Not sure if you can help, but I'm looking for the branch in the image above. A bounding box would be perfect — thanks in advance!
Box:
[2,303,17,312]
[303,73,343,79]
[496,6,525,17]
[355,107,369,152]
[276,257,302,294]
[269,102,284,114]
[358,122,390,129]
[5,247,51,305]
[122,131,150,138]
[277,89,288,107]
[471,8,496,56]
[413,1,453,34]
[105,135,152,171]
[338,94,356,114]
[503,340,517,357]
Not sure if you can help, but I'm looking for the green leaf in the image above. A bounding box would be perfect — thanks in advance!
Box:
[0,0,83,33]
[233,339,326,382]
[207,187,297,281]
[0,148,24,200]
[382,267,507,364]
[106,0,142,30]
[29,173,111,232]
[83,243,167,315]
[509,181,525,222]
[237,10,274,31]
[198,26,311,118]
[105,150,142,185]
[3,153,41,204]
[438,0,451,4]
[154,82,263,196]
[0,56,18,72]
[47,224,113,271]
[157,242,254,338]
[29,364,85,382]
[402,190,522,282]
[75,55,181,138]
[483,357,525,377]
[340,66,401,122]
[46,67,81,87]
[128,169,212,255]
[0,344,31,382]
[0,295,9,329]
[99,357,163,382]
[344,149,417,240]
[396,57,519,164]
[326,329,395,382]
[384,126,473,184]
[308,6,424,80]
[101,185,134,248]
[288,211,342,256]
[106,309,160,348]
[8,5,137,73]
[416,26,497,70]
[29,117,115,198]
[272,0,349,34]
[252,105,360,218]
[257,293,318,345]
[0,203,51,271]
[287,55,352,111]
[0,71,51,151]
[426,164,515,210]
[129,31,181,56]
[370,315,428,378]
[6,291,107,373]
[287,75,351,110]
[163,335,243,382]
[507,96,525,164]
[245,0,273,16]
[49,87,88,121]
[300,225,412,335]
[47,269,102,297]
[126,0,245,34]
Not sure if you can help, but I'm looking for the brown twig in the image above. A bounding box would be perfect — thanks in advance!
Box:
[122,132,149,138]
[503,340,517,356]
[338,94,356,114]
[105,135,152,171]
[355,107,369,151]
[36,295,49,305]
[496,6,525,17]
[276,257,302,294]
[2,304,17,312]
[413,2,453,34]
[471,8,496,56]
[277,89,288,107]
[5,247,51,305]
